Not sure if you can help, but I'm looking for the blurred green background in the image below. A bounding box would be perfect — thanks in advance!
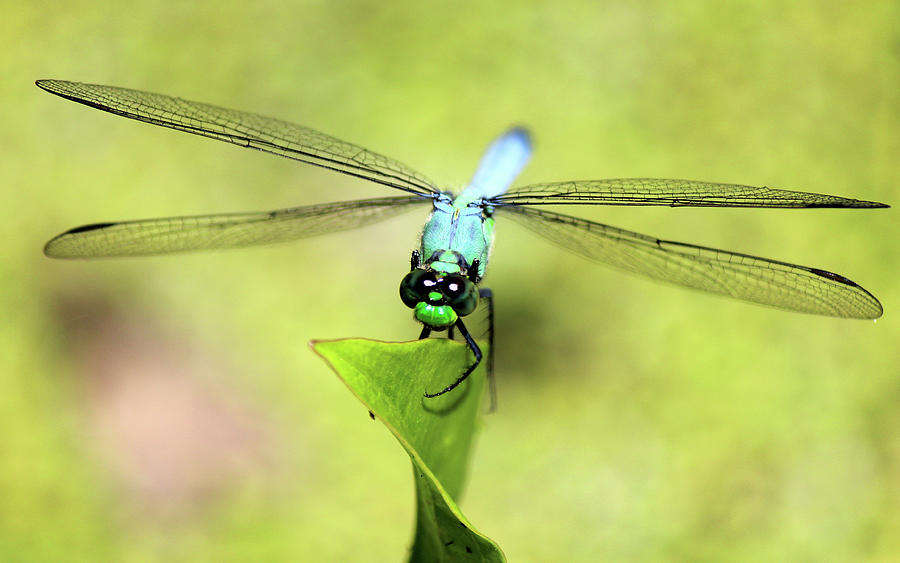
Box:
[2,1,898,561]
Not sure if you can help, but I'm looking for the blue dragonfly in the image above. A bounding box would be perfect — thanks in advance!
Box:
[38,80,886,405]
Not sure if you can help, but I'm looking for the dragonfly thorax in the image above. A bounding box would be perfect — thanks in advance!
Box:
[424,249,471,276]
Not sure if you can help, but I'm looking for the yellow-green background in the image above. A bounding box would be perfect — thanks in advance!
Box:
[3,2,897,561]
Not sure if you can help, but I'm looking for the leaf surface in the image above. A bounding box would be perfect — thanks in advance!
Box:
[312,338,503,562]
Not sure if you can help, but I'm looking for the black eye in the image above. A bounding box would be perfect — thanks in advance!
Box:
[399,269,436,308]
[439,275,478,316]
[441,275,467,299]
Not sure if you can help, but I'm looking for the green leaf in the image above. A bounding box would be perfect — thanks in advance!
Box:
[311,338,504,563]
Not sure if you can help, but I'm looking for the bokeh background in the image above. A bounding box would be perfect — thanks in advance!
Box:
[3,1,898,561]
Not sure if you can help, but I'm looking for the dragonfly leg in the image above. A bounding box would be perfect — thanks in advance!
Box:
[469,259,481,283]
[410,249,420,270]
[418,325,431,340]
[424,318,482,398]
[447,325,455,340]
[478,288,497,411]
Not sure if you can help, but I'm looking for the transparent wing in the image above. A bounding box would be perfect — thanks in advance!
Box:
[499,206,883,319]
[45,196,430,258]
[36,80,439,196]
[492,178,887,208]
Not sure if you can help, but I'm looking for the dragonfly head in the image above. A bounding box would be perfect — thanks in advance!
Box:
[399,269,478,330]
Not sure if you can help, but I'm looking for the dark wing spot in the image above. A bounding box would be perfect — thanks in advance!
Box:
[809,268,857,287]
[65,222,118,235]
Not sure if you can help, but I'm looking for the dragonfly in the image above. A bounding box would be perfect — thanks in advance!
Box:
[38,79,886,407]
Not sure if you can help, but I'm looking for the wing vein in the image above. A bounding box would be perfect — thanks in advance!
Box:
[499,205,882,319]
[493,178,887,208]
[44,195,431,258]
[36,79,439,196]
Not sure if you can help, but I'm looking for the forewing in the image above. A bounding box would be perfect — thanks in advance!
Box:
[45,196,429,258]
[499,206,883,319]
[36,80,438,196]
[494,178,887,208]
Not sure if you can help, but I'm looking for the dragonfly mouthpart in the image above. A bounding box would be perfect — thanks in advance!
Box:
[413,301,458,329]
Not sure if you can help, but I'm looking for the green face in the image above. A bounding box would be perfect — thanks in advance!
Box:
[399,269,479,329]
[413,301,458,328]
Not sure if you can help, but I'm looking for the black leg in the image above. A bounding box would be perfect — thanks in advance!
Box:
[447,324,455,341]
[410,249,420,270]
[424,318,482,398]
[418,325,431,340]
[479,288,497,411]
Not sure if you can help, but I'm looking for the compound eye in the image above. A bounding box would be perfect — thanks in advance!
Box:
[440,274,467,300]
[399,269,437,308]
[439,274,478,316]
